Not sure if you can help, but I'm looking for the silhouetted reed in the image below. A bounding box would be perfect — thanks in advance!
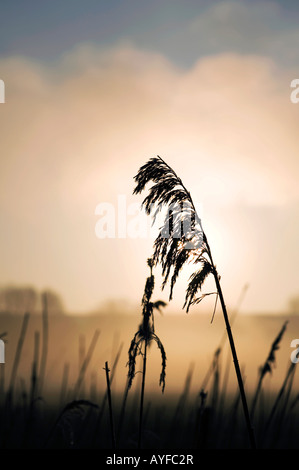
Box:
[38,292,49,396]
[73,329,100,400]
[250,321,288,420]
[127,258,167,449]
[99,342,123,419]
[8,312,30,404]
[104,361,116,449]
[133,156,256,448]
[167,362,194,447]
[0,332,6,401]
[59,362,70,407]
[265,361,296,434]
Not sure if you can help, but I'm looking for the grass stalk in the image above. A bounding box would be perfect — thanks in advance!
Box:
[9,312,30,399]
[264,362,296,436]
[104,361,116,449]
[93,341,123,447]
[0,364,4,404]
[30,331,40,405]
[116,376,130,447]
[207,251,256,449]
[78,334,86,397]
[59,362,70,407]
[73,329,100,400]
[250,321,288,421]
[38,293,49,396]
[138,339,148,450]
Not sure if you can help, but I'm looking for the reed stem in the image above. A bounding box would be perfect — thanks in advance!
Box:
[138,339,148,449]
[210,259,256,449]
[104,361,116,449]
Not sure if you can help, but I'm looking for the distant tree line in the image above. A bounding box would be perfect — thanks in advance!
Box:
[0,286,64,315]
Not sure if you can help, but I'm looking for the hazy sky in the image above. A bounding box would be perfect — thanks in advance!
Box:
[0,0,299,314]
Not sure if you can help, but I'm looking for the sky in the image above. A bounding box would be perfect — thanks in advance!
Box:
[0,0,299,315]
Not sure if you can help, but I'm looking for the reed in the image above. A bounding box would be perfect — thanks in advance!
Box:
[127,258,167,449]
[264,361,296,434]
[133,156,256,448]
[168,362,194,447]
[8,312,30,402]
[104,361,116,449]
[250,321,288,420]
[116,376,130,447]
[59,362,70,407]
[0,332,6,403]
[78,334,86,397]
[99,341,123,419]
[29,330,40,410]
[38,292,49,396]
[73,329,100,400]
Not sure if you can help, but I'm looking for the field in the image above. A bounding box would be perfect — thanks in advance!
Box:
[0,309,298,449]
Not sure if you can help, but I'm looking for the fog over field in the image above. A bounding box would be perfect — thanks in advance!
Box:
[1,308,298,399]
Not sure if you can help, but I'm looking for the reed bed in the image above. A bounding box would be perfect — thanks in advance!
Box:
[0,310,298,449]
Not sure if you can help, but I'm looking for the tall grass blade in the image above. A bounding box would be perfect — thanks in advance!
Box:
[250,321,288,420]
[104,361,116,449]
[73,329,100,400]
[38,292,49,396]
[138,339,147,450]
[78,334,86,397]
[9,312,30,398]
[59,362,70,407]
[264,362,296,436]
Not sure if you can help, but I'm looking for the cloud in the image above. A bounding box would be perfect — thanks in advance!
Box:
[190,1,282,49]
[190,0,299,66]
[151,1,299,67]
[0,42,298,313]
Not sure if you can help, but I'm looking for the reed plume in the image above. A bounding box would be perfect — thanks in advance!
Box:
[133,155,256,449]
[127,258,167,393]
[127,258,167,448]
[250,321,288,420]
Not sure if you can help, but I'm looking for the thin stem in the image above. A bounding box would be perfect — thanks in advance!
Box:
[250,375,263,421]
[59,362,70,407]
[104,361,116,450]
[264,362,296,434]
[30,331,40,405]
[9,312,30,395]
[73,329,100,400]
[207,242,256,449]
[138,339,148,450]
[39,292,49,396]
[117,377,130,447]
